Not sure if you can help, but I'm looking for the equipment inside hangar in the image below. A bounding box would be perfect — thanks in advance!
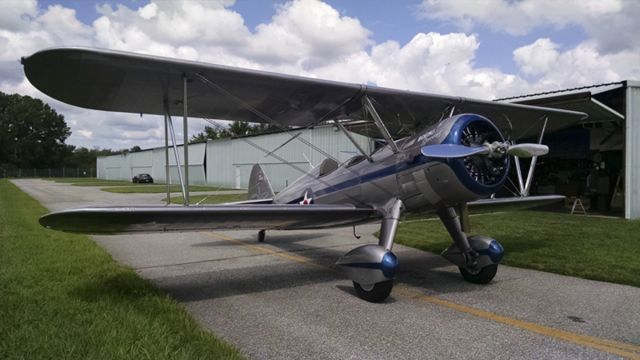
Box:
[497,81,639,219]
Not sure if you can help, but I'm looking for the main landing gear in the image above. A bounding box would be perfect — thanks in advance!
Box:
[437,206,504,283]
[337,199,403,303]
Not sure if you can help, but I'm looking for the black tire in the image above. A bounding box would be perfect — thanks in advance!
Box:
[353,280,393,303]
[258,230,266,242]
[459,264,498,284]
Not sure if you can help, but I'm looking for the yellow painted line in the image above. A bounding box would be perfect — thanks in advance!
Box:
[206,231,640,359]
[394,286,640,359]
[206,231,324,268]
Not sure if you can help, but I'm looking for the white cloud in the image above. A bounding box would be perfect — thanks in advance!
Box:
[419,0,623,36]
[312,32,525,99]
[419,0,640,56]
[246,0,370,68]
[0,0,38,32]
[0,0,638,150]
[513,40,639,91]
[513,38,559,76]
[77,129,93,139]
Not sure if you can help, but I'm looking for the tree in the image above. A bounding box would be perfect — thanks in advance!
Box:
[228,121,252,136]
[63,146,122,170]
[0,92,71,169]
[189,122,279,144]
[189,125,231,144]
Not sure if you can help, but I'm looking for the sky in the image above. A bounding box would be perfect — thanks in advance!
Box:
[1,0,639,150]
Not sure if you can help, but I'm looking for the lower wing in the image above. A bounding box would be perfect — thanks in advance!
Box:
[467,195,564,213]
[40,204,377,234]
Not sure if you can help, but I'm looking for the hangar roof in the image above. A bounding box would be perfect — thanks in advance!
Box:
[495,81,627,124]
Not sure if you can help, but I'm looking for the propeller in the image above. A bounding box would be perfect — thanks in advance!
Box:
[421,142,548,159]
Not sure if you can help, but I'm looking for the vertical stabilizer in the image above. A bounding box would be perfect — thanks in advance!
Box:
[248,164,275,200]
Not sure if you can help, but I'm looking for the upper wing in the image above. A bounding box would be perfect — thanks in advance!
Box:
[22,47,586,140]
[39,204,377,234]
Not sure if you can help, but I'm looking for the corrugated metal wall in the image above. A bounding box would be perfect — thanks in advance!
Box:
[97,126,373,190]
[205,126,373,190]
[96,142,207,185]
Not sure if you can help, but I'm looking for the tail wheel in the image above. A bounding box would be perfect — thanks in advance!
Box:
[353,280,393,303]
[459,264,498,284]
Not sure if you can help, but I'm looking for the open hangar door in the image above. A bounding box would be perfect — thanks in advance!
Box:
[499,83,627,216]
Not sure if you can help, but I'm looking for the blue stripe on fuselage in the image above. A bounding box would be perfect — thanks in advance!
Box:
[288,154,431,203]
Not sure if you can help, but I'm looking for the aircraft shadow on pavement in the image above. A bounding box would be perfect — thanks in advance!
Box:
[132,230,500,302]
[156,262,341,302]
[190,232,331,247]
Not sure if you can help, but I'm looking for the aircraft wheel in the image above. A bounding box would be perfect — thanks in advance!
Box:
[353,280,393,303]
[459,264,498,284]
[258,230,266,242]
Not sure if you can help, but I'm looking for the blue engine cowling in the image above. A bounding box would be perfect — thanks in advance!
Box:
[442,114,510,197]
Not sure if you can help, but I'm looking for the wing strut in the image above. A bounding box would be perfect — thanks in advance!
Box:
[512,116,548,196]
[164,101,188,203]
[335,120,372,162]
[163,111,170,205]
[363,96,399,153]
[182,75,190,205]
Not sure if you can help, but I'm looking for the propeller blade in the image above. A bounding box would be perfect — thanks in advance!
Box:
[421,144,488,159]
[507,143,549,158]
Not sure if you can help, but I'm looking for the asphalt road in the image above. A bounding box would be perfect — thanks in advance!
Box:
[13,179,640,360]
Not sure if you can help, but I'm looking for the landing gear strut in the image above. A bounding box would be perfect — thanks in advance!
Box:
[337,199,403,303]
[437,206,503,284]
[437,207,478,268]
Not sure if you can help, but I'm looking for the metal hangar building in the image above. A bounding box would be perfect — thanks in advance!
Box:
[500,80,639,219]
[96,124,374,192]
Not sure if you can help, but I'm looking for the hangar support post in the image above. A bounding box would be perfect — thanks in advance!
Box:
[625,81,640,219]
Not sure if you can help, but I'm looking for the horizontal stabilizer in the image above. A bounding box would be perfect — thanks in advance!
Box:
[39,204,376,234]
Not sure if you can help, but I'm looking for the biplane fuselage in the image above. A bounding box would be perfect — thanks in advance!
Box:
[276,113,507,213]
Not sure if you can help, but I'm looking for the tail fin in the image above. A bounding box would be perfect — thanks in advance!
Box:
[248,164,275,200]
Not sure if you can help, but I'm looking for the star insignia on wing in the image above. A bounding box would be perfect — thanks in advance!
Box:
[299,191,312,205]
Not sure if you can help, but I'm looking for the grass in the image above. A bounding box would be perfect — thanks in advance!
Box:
[168,194,248,205]
[0,179,244,360]
[102,185,236,193]
[52,178,134,186]
[48,178,236,192]
[52,177,102,183]
[395,210,640,287]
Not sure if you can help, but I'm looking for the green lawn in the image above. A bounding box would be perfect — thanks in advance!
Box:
[0,180,244,359]
[168,193,248,205]
[52,177,101,183]
[395,211,640,287]
[74,181,137,187]
[102,185,235,193]
[52,178,134,186]
[100,184,235,194]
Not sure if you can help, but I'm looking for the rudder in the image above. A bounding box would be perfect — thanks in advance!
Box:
[248,164,275,200]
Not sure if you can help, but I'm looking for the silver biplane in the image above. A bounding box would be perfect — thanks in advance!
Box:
[23,48,586,302]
